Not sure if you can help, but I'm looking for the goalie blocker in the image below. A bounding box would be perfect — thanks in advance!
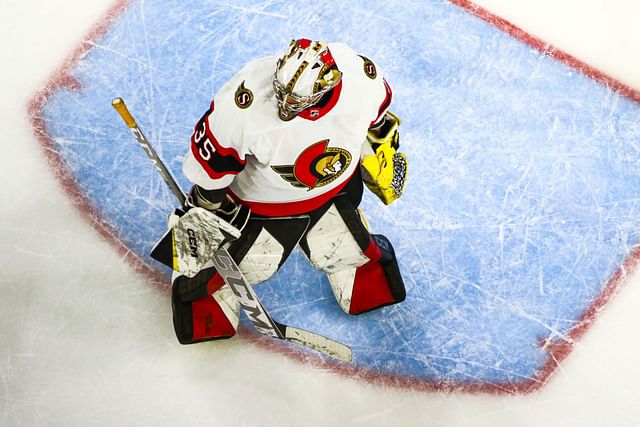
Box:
[167,173,406,344]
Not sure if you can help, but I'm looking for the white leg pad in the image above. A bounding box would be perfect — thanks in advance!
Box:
[305,204,369,273]
[238,228,285,285]
[305,204,370,313]
[326,268,357,313]
[212,284,240,330]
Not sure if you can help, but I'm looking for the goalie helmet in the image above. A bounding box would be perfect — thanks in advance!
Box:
[273,39,343,121]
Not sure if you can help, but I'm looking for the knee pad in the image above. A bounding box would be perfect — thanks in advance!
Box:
[172,272,239,344]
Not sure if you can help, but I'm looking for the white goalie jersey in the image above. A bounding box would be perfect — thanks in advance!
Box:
[183,42,392,216]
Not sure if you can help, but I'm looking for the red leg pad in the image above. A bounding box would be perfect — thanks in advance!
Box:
[349,239,396,315]
[206,272,225,295]
[191,295,236,341]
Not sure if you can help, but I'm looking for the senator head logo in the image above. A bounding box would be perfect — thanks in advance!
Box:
[271,139,352,190]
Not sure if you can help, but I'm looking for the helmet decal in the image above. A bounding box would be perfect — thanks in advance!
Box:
[285,61,309,94]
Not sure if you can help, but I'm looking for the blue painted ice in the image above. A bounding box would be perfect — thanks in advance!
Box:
[39,0,640,387]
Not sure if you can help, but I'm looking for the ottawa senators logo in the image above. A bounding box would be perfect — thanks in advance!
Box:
[271,140,352,190]
[234,81,253,109]
[359,55,377,79]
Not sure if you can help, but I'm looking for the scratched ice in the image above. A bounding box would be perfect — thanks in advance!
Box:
[39,0,640,387]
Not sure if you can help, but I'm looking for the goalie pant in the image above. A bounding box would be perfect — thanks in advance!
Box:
[172,174,406,344]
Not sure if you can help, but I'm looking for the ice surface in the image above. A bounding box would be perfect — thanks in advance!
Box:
[2,0,640,426]
[33,0,640,387]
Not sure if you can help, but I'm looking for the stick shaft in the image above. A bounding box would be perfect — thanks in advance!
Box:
[112,97,186,207]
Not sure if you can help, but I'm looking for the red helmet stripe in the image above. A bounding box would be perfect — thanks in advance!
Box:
[320,50,336,66]
[296,38,312,48]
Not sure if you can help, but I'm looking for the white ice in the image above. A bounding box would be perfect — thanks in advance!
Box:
[1,0,640,426]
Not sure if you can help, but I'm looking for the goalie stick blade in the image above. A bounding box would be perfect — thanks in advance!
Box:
[150,228,177,271]
[280,323,353,363]
[210,248,352,362]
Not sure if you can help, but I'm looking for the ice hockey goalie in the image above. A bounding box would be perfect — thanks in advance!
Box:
[167,38,408,344]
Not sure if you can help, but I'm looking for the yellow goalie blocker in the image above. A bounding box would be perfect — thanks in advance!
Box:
[360,111,408,205]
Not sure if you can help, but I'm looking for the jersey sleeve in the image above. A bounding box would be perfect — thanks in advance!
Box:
[182,99,248,190]
[350,49,393,128]
[369,78,393,128]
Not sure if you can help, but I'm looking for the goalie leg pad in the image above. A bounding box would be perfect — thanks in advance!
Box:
[237,227,284,284]
[347,234,406,315]
[302,196,406,314]
[303,203,370,274]
[229,215,311,285]
[173,265,225,302]
[172,272,239,344]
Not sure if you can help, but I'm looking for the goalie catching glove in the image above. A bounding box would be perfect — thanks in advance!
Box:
[360,111,408,205]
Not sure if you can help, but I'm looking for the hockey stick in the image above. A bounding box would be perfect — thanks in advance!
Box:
[111,97,352,362]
